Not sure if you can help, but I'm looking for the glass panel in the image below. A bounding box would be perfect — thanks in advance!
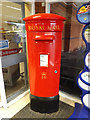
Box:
[0,1,28,102]
[50,2,86,97]
[0,93,1,102]
[4,62,26,102]
[1,1,24,51]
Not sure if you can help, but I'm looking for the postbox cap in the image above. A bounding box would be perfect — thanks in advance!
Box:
[23,13,66,21]
[23,13,66,32]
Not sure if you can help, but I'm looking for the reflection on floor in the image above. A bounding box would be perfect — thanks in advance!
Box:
[5,76,25,98]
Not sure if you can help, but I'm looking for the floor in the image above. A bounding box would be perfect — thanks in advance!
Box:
[0,90,30,119]
[12,101,74,119]
[0,89,82,119]
[0,61,82,119]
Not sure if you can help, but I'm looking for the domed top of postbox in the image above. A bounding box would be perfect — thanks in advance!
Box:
[23,13,66,21]
[23,13,66,32]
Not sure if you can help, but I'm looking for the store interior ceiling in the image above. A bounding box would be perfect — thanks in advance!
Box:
[0,2,22,23]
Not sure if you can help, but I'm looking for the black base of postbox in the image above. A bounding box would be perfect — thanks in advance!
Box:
[30,94,59,113]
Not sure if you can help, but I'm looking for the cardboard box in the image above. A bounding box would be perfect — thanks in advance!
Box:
[2,64,20,86]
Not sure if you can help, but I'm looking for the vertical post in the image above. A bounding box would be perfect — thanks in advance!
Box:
[31,1,35,15]
[21,1,35,89]
[21,2,28,88]
[0,57,7,108]
[45,2,50,13]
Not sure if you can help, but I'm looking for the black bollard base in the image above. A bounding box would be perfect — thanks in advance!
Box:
[30,94,59,113]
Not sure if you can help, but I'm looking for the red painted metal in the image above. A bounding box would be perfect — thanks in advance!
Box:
[23,13,66,97]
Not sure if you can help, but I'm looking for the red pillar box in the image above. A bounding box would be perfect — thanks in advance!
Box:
[23,13,66,113]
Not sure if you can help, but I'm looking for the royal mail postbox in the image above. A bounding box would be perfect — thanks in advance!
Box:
[23,13,66,113]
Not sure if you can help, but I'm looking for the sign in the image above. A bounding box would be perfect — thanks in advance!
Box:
[71,2,90,115]
[77,3,90,24]
[84,27,90,43]
[82,24,90,44]
[77,77,90,91]
[85,52,90,70]
[28,25,61,31]
[0,48,22,56]
[40,54,48,67]
[80,71,90,85]
[0,40,9,50]
[82,94,90,109]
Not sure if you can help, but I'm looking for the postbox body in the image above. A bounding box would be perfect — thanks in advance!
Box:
[23,13,66,112]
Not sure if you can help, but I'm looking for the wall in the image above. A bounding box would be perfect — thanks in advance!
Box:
[50,2,66,51]
[35,2,45,14]
[50,2,84,51]
[25,3,31,17]
[69,4,85,51]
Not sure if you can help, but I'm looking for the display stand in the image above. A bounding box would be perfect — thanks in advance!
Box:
[68,3,90,119]
[68,103,90,119]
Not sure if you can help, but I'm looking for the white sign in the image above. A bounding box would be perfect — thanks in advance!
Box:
[78,78,90,91]
[81,71,90,84]
[40,54,48,67]
[85,52,90,69]
[84,29,90,43]
[0,40,9,50]
[83,94,90,109]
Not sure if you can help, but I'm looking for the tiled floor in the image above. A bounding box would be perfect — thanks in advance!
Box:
[0,90,82,119]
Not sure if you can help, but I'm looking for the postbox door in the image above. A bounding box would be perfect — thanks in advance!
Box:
[27,32,62,97]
